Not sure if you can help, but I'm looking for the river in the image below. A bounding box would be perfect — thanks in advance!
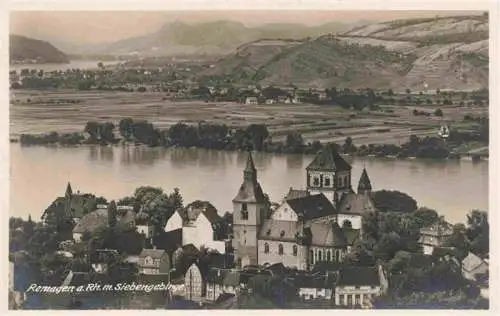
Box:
[9,144,488,224]
[10,60,120,72]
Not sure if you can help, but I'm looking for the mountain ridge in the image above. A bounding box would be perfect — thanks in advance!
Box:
[199,14,489,91]
[9,34,70,64]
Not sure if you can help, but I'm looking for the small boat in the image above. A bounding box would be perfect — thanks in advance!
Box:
[438,124,450,139]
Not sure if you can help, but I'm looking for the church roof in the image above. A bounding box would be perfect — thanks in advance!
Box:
[233,179,266,203]
[286,194,337,220]
[336,192,377,215]
[245,151,256,173]
[259,220,298,242]
[284,187,310,201]
[307,222,347,247]
[357,168,372,191]
[306,145,351,171]
[259,219,347,248]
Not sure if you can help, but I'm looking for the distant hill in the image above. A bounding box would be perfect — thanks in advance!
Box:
[94,20,359,57]
[10,35,69,64]
[200,14,489,91]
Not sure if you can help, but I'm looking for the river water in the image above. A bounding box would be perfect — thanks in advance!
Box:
[10,144,488,224]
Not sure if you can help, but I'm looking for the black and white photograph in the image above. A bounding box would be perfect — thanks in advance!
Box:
[7,4,492,310]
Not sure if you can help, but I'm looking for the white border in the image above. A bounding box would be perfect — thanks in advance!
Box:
[1,1,498,316]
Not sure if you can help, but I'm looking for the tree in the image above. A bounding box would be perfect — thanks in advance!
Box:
[97,62,104,69]
[245,124,269,151]
[99,122,115,142]
[118,118,134,140]
[342,136,357,153]
[413,207,439,227]
[371,190,418,213]
[466,210,489,257]
[434,108,444,117]
[84,121,100,141]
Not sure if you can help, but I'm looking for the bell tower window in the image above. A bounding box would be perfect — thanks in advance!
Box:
[278,244,284,255]
[241,203,248,220]
[324,177,331,187]
[313,177,320,186]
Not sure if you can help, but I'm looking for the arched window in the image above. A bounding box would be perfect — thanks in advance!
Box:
[264,243,269,253]
[327,250,331,261]
[280,230,285,238]
[241,203,248,220]
[318,250,322,261]
[338,177,343,187]
[309,250,314,264]
[278,244,284,255]
[293,245,298,256]
[335,250,340,262]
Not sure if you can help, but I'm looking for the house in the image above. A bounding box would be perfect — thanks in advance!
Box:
[164,201,228,253]
[205,269,242,302]
[245,97,258,105]
[138,248,170,275]
[89,249,119,273]
[334,265,388,308]
[418,220,453,255]
[265,99,275,105]
[184,263,205,303]
[462,252,489,281]
[295,273,335,300]
[72,202,136,242]
[136,212,154,238]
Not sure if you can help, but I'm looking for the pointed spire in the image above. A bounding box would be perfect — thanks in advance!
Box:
[357,168,372,194]
[65,182,73,198]
[244,151,257,182]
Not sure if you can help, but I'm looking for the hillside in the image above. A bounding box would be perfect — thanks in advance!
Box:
[95,20,357,57]
[10,35,69,64]
[200,14,489,91]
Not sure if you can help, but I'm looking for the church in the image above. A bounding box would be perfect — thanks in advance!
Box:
[232,145,377,270]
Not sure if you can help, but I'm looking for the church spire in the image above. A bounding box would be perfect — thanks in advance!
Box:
[65,182,73,198]
[357,168,372,195]
[244,151,257,182]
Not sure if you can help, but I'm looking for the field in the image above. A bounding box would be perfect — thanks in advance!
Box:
[10,90,488,149]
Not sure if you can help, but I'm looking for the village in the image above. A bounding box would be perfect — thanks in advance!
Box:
[8,145,489,309]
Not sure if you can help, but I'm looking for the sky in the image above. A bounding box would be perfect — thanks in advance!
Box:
[10,10,482,44]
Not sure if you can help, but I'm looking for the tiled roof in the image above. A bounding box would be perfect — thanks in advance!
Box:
[337,192,377,215]
[342,228,361,246]
[259,220,347,248]
[306,145,351,171]
[139,249,168,259]
[294,274,333,289]
[462,252,487,272]
[336,266,380,287]
[309,222,347,247]
[72,208,136,234]
[72,209,108,234]
[284,188,310,201]
[258,220,298,242]
[286,194,337,220]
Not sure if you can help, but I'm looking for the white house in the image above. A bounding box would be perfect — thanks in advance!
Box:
[245,97,258,105]
[296,273,335,300]
[335,265,388,308]
[164,201,228,253]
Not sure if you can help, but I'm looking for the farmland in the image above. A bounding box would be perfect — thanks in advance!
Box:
[10,90,487,151]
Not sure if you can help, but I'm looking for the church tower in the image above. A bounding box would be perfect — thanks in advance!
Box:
[65,182,73,199]
[232,152,267,268]
[357,167,372,195]
[306,145,352,204]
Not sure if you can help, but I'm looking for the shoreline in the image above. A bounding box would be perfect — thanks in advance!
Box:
[9,137,489,163]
